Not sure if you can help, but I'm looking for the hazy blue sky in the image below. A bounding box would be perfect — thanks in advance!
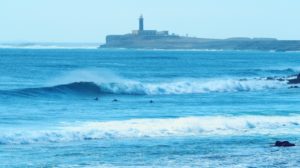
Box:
[1,0,299,42]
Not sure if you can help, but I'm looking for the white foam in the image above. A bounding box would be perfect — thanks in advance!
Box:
[57,78,285,95]
[1,116,300,144]
[98,78,286,95]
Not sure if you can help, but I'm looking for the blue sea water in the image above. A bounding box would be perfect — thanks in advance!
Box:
[1,48,300,167]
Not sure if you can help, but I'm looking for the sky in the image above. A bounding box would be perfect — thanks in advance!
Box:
[1,0,300,43]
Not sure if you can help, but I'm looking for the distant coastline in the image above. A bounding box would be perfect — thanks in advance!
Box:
[2,42,300,52]
[100,16,300,52]
[0,42,100,49]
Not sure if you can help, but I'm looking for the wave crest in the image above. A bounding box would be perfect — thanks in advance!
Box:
[4,82,101,97]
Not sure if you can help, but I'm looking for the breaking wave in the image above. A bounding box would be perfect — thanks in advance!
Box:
[1,115,300,144]
[253,67,300,74]
[98,78,286,95]
[1,78,287,97]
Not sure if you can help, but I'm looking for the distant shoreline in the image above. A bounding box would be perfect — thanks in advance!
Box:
[2,46,300,53]
[0,42,100,50]
[100,37,300,52]
[2,42,300,52]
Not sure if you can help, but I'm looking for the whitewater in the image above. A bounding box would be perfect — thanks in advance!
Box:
[1,115,300,145]
[1,49,300,167]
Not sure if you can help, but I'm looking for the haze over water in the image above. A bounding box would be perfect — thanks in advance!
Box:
[1,48,300,167]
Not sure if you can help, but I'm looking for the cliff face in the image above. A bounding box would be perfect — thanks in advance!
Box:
[100,35,300,51]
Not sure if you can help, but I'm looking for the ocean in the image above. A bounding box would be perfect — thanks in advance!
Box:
[1,48,300,167]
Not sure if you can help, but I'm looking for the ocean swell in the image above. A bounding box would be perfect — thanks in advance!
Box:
[1,116,300,144]
[1,82,101,97]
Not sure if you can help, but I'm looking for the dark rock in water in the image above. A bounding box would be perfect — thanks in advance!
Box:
[266,77,275,80]
[112,99,118,102]
[277,78,285,81]
[94,97,99,101]
[149,100,154,103]
[288,78,300,84]
[288,86,299,89]
[275,141,295,147]
[288,73,300,84]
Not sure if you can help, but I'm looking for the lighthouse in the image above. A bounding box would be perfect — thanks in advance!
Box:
[130,15,168,35]
[139,15,144,31]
